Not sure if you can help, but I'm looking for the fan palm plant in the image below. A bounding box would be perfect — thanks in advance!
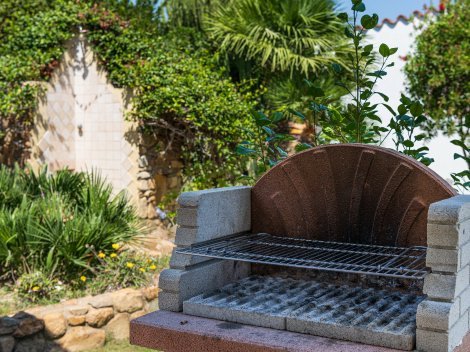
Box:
[205,0,351,126]
[205,0,349,77]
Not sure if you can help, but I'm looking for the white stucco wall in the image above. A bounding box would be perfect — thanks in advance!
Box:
[30,36,140,201]
[366,17,467,190]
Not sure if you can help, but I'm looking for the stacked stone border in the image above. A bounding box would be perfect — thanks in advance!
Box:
[158,186,252,312]
[417,195,470,352]
[0,286,158,352]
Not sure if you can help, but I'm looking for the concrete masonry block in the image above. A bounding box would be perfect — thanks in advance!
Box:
[286,317,414,351]
[416,300,460,331]
[158,292,181,312]
[169,249,211,270]
[183,300,286,330]
[158,259,250,312]
[424,266,470,301]
[450,310,470,351]
[416,329,450,352]
[427,223,462,248]
[428,195,470,225]
[460,287,470,314]
[175,186,251,244]
[427,247,460,273]
[176,207,198,227]
[173,227,198,247]
[460,241,470,269]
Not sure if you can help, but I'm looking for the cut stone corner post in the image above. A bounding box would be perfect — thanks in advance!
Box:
[159,186,252,312]
[417,195,470,352]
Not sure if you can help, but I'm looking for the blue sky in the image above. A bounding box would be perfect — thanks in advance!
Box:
[336,0,435,20]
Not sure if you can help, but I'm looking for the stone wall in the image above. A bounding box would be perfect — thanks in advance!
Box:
[0,286,158,352]
[417,195,470,352]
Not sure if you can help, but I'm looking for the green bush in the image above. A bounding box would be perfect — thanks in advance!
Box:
[1,1,259,189]
[84,246,169,294]
[0,166,143,286]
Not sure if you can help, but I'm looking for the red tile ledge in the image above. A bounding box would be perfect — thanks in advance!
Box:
[130,311,404,352]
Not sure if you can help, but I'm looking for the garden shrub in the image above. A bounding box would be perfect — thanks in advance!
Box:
[0,166,143,287]
[1,0,259,190]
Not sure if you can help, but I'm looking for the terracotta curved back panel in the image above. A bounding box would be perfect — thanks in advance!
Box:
[251,144,456,247]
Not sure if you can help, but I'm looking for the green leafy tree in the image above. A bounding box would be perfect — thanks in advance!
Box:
[405,0,469,187]
[205,0,350,113]
[0,0,259,189]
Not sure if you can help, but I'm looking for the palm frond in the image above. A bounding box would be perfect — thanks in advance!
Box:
[206,0,349,77]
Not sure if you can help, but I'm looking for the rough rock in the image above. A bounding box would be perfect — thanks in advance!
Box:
[159,239,175,255]
[12,315,44,337]
[113,290,144,313]
[137,180,149,191]
[137,171,151,180]
[88,294,113,309]
[67,315,86,326]
[104,313,129,340]
[85,307,114,328]
[137,197,148,218]
[58,326,105,352]
[147,203,157,219]
[67,305,88,316]
[138,156,148,168]
[130,309,147,320]
[43,312,67,339]
[0,336,15,352]
[14,332,46,352]
[141,287,158,301]
[0,317,19,335]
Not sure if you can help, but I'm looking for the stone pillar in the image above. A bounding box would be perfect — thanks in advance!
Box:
[158,186,252,312]
[417,195,470,352]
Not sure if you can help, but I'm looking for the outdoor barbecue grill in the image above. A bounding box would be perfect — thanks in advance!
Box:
[176,233,429,279]
[131,144,470,352]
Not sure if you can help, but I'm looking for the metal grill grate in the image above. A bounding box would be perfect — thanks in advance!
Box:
[176,233,429,279]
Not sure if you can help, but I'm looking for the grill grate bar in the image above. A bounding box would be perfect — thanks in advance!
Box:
[176,233,429,279]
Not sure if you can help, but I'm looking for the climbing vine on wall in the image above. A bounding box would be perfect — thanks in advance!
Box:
[0,0,80,165]
[0,0,258,189]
